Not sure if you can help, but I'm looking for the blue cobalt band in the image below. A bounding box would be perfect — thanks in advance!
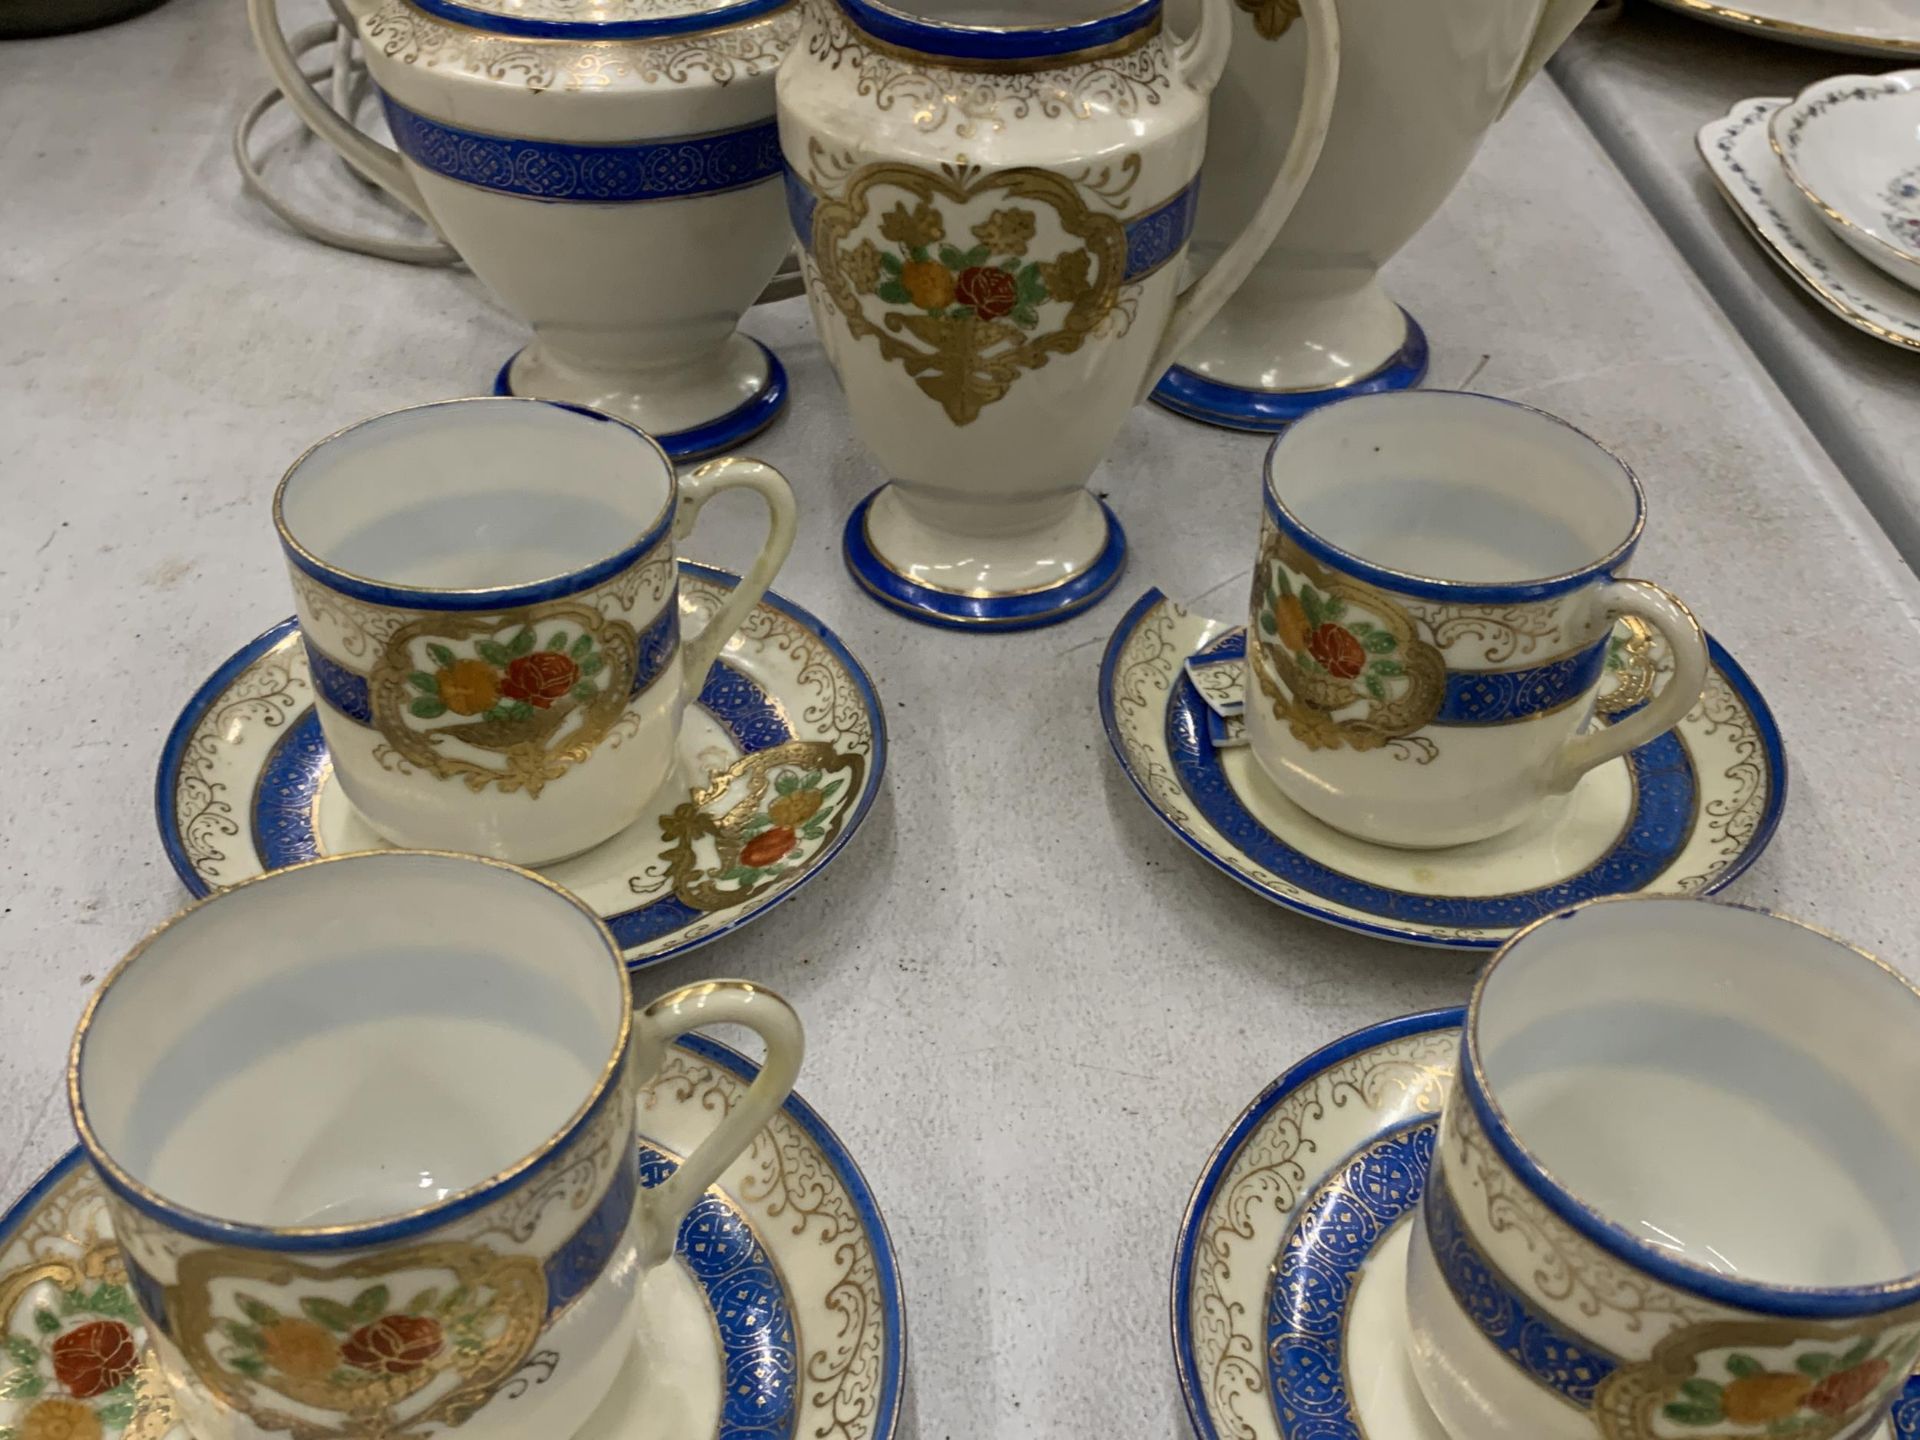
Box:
[836,0,1160,63]
[1151,310,1430,433]
[1435,639,1610,726]
[382,97,784,204]
[842,488,1127,631]
[546,1141,640,1316]
[1421,1153,1619,1407]
[492,341,789,464]
[407,0,791,40]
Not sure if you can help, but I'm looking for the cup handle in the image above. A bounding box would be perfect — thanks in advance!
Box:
[245,0,434,223]
[1548,579,1709,791]
[674,456,799,682]
[630,980,804,1267]
[1137,0,1342,398]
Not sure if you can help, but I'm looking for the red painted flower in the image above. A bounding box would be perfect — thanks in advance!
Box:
[1808,1357,1890,1417]
[50,1320,138,1399]
[501,651,580,709]
[341,1314,443,1377]
[1308,622,1366,680]
[954,266,1018,320]
[741,827,798,869]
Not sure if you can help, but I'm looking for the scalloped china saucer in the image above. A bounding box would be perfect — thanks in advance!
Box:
[1771,72,1920,291]
[157,562,887,971]
[1700,97,1920,352]
[1170,1010,1920,1440]
[1098,590,1785,950]
[0,1034,904,1440]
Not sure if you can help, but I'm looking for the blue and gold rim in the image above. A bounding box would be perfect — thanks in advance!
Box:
[835,0,1161,67]
[1262,391,1648,606]
[67,851,635,1251]
[843,487,1127,632]
[493,341,789,465]
[274,396,678,613]
[405,0,793,42]
[1171,1008,1465,1440]
[1461,896,1920,1320]
[1151,310,1430,434]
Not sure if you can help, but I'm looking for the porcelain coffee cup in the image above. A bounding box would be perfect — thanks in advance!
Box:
[1244,390,1710,848]
[1404,895,1920,1440]
[68,850,804,1440]
[274,397,797,866]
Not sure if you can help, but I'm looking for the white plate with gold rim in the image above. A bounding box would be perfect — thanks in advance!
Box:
[1645,0,1920,59]
[1099,590,1785,950]
[156,563,886,971]
[0,1034,904,1440]
[1699,97,1920,352]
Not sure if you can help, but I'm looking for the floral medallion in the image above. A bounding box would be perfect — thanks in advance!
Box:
[809,162,1127,425]
[1248,532,1446,753]
[1881,163,1920,250]
[369,608,640,798]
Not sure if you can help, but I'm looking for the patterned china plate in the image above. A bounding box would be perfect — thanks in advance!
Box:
[1699,98,1920,353]
[0,1034,904,1440]
[1170,1011,1920,1440]
[156,563,886,971]
[1099,590,1785,950]
[1644,0,1920,59]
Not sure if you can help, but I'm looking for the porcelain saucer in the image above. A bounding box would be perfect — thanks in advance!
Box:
[1645,0,1920,60]
[1700,97,1920,352]
[1099,590,1785,949]
[1771,72,1920,291]
[157,562,886,971]
[0,1035,903,1440]
[1171,1010,1920,1440]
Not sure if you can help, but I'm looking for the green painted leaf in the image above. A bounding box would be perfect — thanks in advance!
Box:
[1010,305,1040,329]
[949,305,976,320]
[820,780,844,799]
[1362,631,1397,654]
[351,1285,390,1323]
[443,1287,471,1315]
[742,816,772,836]
[571,681,596,701]
[236,1294,282,1327]
[719,866,758,883]
[427,642,456,667]
[1364,674,1386,701]
[775,772,799,795]
[409,671,440,695]
[1349,620,1375,635]
[802,823,827,842]
[1273,567,1294,598]
[1300,586,1324,626]
[0,1370,43,1400]
[1840,1336,1875,1369]
[221,1321,265,1350]
[880,252,902,276]
[546,631,568,652]
[1297,651,1322,673]
[83,1284,137,1322]
[580,656,604,677]
[511,700,535,719]
[1258,610,1277,637]
[476,640,514,667]
[96,1394,136,1428]
[963,245,991,267]
[406,1288,441,1316]
[1018,261,1041,284]
[410,697,448,719]
[1679,1379,1724,1402]
[32,1309,58,1335]
[909,245,931,264]
[1322,595,1347,619]
[571,632,595,661]
[938,244,965,269]
[1662,1401,1720,1425]
[1370,659,1404,677]
[509,628,535,657]
[1797,1352,1837,1378]
[800,771,823,790]
[1724,1353,1762,1378]
[876,280,911,305]
[302,1296,356,1333]
[230,1354,266,1378]
[4,1337,36,1366]
[999,258,1020,272]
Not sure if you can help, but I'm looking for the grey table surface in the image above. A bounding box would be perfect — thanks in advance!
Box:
[1554,0,1920,568]
[5,3,1920,1434]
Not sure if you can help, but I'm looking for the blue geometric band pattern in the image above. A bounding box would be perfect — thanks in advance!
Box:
[1434,639,1610,727]
[545,1136,640,1317]
[382,97,783,204]
[1265,1120,1437,1437]
[783,169,1198,284]
[632,597,683,700]
[1422,1153,1618,1408]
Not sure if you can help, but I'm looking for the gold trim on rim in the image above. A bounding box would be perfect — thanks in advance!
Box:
[1647,0,1920,56]
[1769,78,1920,285]
[839,4,1164,74]
[68,849,634,1242]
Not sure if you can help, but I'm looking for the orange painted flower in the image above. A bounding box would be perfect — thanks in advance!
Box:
[1722,1371,1813,1424]
[955,266,1018,320]
[1273,595,1310,652]
[741,827,798,869]
[899,260,955,311]
[1808,1358,1890,1418]
[50,1321,137,1399]
[341,1314,443,1377]
[20,1398,103,1440]
[501,651,579,709]
[1308,622,1366,680]
[260,1319,341,1381]
[436,658,499,716]
[769,789,823,828]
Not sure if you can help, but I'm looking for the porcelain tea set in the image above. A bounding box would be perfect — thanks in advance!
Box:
[5,1,1915,1439]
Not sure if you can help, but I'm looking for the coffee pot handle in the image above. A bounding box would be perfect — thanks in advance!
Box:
[1138,0,1342,400]
[629,981,804,1268]
[673,456,800,682]
[245,0,433,224]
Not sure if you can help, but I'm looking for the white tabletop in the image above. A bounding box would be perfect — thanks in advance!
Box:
[5,5,1920,1434]
[1554,0,1920,569]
